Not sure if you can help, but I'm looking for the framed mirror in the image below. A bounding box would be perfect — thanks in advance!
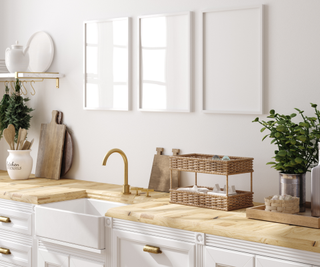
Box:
[201,6,263,114]
[138,12,191,112]
[84,17,130,110]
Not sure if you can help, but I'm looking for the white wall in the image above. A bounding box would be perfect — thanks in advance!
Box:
[1,0,320,202]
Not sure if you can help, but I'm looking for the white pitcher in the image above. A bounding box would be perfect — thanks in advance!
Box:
[6,150,33,180]
[5,41,29,73]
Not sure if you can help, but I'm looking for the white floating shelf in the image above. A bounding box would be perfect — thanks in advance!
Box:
[0,73,64,78]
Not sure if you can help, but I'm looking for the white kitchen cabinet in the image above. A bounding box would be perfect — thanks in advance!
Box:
[2,197,320,267]
[0,238,32,267]
[112,229,195,267]
[38,248,68,267]
[204,246,254,267]
[0,206,32,236]
[70,256,105,267]
[256,256,312,267]
[38,246,105,267]
[37,237,108,267]
[0,199,35,267]
[112,218,320,267]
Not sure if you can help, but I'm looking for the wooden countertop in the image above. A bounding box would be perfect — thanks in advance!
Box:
[0,171,168,204]
[106,197,320,254]
[2,171,320,254]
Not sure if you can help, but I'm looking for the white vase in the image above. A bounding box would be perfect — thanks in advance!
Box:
[6,150,33,180]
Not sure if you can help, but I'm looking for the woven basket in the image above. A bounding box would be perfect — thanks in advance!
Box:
[169,154,253,175]
[265,196,299,214]
[170,186,253,211]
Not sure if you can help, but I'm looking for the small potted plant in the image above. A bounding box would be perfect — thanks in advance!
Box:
[0,84,10,139]
[0,79,34,180]
[253,103,320,211]
[4,79,34,141]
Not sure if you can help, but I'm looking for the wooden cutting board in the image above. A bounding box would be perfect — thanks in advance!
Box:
[148,148,180,192]
[35,110,66,179]
[57,111,74,177]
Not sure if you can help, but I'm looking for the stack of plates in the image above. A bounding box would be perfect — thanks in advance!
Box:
[0,59,9,73]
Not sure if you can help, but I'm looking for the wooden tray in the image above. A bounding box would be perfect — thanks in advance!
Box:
[246,203,320,228]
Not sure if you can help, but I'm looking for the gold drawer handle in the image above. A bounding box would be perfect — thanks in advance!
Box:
[0,216,11,223]
[0,248,11,255]
[143,245,162,254]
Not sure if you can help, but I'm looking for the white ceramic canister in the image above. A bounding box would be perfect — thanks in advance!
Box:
[6,150,33,180]
[5,41,29,73]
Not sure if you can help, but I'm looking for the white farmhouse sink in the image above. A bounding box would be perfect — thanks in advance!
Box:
[35,198,126,250]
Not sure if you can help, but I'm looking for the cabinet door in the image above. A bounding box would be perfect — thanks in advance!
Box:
[113,229,195,267]
[205,246,254,267]
[0,238,32,267]
[38,248,68,267]
[70,256,105,267]
[256,256,312,267]
[0,207,32,236]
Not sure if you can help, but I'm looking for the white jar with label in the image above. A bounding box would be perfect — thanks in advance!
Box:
[6,150,33,180]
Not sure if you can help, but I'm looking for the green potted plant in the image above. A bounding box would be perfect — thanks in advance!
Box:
[0,84,10,139]
[4,79,34,142]
[253,103,320,211]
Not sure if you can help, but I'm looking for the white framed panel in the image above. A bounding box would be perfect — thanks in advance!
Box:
[202,5,263,114]
[256,256,312,267]
[138,12,191,112]
[38,248,68,267]
[205,246,254,267]
[0,239,32,267]
[83,17,130,111]
[70,256,105,267]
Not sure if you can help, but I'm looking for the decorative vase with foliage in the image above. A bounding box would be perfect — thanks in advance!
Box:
[253,103,320,211]
[3,79,34,142]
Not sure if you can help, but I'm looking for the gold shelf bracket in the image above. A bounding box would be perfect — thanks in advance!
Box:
[15,72,61,88]
[0,72,62,95]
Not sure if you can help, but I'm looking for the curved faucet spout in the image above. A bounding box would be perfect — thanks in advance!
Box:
[102,148,131,195]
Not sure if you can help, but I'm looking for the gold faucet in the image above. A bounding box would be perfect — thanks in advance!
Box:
[102,148,131,195]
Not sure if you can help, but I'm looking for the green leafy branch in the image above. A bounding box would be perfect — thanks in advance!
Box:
[0,79,34,142]
[253,103,320,174]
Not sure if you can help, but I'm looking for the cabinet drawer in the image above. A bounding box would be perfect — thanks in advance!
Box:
[0,239,32,267]
[0,207,32,236]
[113,229,195,267]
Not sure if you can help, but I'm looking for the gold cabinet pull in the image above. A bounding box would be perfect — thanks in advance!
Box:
[143,245,162,254]
[0,216,11,223]
[0,248,11,255]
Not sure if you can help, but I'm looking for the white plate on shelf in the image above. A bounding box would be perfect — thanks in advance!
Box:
[26,31,54,72]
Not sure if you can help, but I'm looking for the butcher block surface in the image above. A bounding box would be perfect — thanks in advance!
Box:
[0,170,168,204]
[1,170,320,255]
